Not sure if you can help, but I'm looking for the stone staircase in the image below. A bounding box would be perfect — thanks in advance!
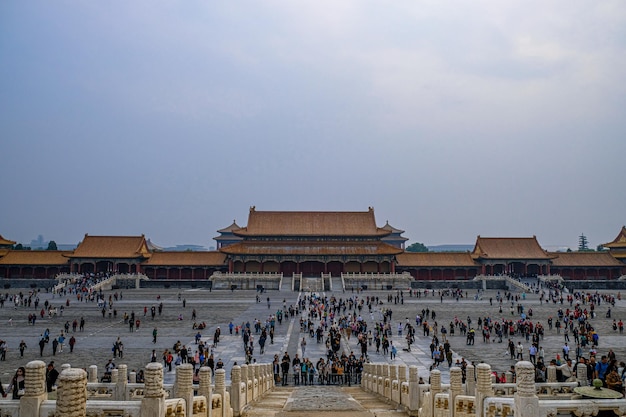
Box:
[242,386,408,417]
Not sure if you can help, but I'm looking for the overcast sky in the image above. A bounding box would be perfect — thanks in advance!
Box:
[1,1,624,250]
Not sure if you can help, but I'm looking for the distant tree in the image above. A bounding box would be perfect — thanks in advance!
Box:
[12,244,31,250]
[578,234,592,251]
[566,248,572,252]
[47,241,58,250]
[597,244,607,252]
[406,242,429,253]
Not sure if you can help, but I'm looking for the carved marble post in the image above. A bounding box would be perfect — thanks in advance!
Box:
[111,368,119,384]
[476,363,493,417]
[215,369,227,417]
[231,366,242,417]
[361,363,367,389]
[465,364,475,395]
[56,368,87,417]
[390,365,398,403]
[377,364,384,395]
[576,362,588,386]
[141,362,165,417]
[198,366,213,417]
[398,365,407,384]
[383,364,391,399]
[390,365,398,382]
[240,364,249,404]
[430,369,442,396]
[407,365,420,417]
[19,360,48,417]
[505,371,513,383]
[450,367,463,408]
[175,364,194,417]
[252,364,259,400]
[61,363,71,373]
[129,370,136,384]
[260,364,267,393]
[546,365,557,383]
[514,361,539,417]
[88,365,98,383]
[116,365,128,401]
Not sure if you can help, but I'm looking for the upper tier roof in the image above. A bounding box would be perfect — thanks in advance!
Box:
[549,251,624,267]
[233,207,390,237]
[142,251,227,266]
[381,221,405,234]
[220,240,402,256]
[0,234,16,246]
[603,226,626,249]
[217,220,242,233]
[66,235,151,259]
[396,252,478,267]
[472,236,553,260]
[0,250,71,265]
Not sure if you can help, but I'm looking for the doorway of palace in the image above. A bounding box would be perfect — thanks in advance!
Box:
[281,261,297,276]
[300,261,323,277]
[327,261,343,276]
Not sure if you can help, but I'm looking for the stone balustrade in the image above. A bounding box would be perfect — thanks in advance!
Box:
[7,358,626,417]
[342,272,413,290]
[0,359,274,417]
[361,361,626,417]
[210,272,283,290]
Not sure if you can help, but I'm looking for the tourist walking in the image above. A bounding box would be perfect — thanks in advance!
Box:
[152,328,158,344]
[69,336,76,353]
[7,367,25,399]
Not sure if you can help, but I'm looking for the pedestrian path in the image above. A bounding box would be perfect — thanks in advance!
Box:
[167,290,460,385]
[242,386,407,417]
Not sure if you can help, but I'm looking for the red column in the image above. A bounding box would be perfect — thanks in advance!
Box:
[228,259,234,273]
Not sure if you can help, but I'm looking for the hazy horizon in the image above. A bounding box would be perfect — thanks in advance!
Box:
[2,2,624,251]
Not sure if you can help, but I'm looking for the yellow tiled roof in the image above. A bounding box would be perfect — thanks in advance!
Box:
[67,235,151,259]
[472,237,552,260]
[220,240,402,256]
[142,251,227,266]
[549,251,624,267]
[217,221,241,233]
[396,252,478,267]
[603,226,626,248]
[234,207,390,237]
[0,250,72,265]
[0,234,16,246]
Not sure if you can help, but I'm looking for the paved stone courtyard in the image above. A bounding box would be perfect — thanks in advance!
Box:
[0,283,624,387]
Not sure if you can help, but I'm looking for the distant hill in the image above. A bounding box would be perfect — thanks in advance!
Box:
[162,244,209,252]
[427,244,474,252]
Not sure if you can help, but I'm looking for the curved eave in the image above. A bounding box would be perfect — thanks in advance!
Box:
[232,230,391,238]
[64,254,151,259]
[220,242,403,256]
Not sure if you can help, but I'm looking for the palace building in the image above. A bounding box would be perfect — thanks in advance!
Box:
[0,209,624,281]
